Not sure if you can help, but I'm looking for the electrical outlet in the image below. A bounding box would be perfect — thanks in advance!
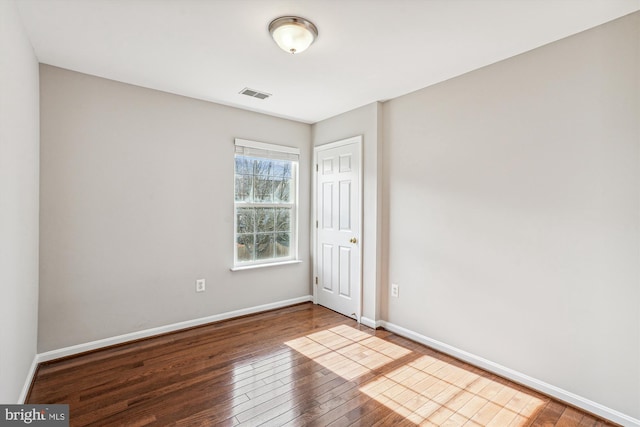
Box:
[391,283,399,298]
[196,279,206,293]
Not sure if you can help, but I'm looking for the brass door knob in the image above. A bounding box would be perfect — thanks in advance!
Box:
[350,237,357,244]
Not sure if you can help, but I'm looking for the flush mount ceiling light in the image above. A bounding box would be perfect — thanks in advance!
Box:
[269,16,318,54]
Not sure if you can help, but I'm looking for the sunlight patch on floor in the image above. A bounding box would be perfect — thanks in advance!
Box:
[286,324,546,426]
[284,325,411,380]
[360,355,546,425]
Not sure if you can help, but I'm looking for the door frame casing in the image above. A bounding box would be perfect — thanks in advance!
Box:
[312,135,364,321]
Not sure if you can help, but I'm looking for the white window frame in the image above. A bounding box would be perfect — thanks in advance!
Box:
[232,138,300,270]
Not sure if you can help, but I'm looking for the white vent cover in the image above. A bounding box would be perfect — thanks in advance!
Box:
[239,87,271,100]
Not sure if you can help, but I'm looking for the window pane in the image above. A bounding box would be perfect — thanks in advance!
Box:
[256,234,274,259]
[280,162,292,179]
[274,179,290,203]
[270,160,287,177]
[256,208,275,232]
[276,208,290,231]
[276,232,290,258]
[235,175,252,202]
[235,157,253,174]
[236,208,255,233]
[254,159,273,176]
[254,176,273,202]
[237,234,255,261]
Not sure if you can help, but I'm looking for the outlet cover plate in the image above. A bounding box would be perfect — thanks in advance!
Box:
[391,283,399,298]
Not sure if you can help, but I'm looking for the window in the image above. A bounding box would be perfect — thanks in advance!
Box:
[234,139,299,268]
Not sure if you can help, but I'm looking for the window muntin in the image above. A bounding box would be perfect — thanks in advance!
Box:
[234,140,298,267]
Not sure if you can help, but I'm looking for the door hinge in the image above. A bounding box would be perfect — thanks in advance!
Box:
[316,164,318,172]
[316,220,318,228]
[315,276,318,285]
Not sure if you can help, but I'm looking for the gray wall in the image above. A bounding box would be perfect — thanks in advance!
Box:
[39,66,311,352]
[383,12,640,417]
[312,102,383,323]
[0,0,40,403]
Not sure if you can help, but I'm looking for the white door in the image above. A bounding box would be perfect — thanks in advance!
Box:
[315,137,362,320]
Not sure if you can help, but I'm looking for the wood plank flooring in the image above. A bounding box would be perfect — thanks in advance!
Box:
[27,303,618,426]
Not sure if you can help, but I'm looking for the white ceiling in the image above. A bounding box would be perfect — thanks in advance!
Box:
[16,0,640,124]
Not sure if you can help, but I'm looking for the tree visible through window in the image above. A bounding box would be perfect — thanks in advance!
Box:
[234,140,298,267]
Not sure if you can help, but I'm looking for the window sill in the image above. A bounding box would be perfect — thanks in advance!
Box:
[230,260,302,272]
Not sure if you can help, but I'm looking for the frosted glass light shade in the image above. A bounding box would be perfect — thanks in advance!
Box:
[269,16,318,54]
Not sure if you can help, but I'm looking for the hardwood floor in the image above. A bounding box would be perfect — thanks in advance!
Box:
[27,303,617,426]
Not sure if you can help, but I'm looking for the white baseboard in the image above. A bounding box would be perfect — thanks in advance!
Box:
[18,355,39,403]
[379,320,640,427]
[360,316,382,329]
[37,295,312,363]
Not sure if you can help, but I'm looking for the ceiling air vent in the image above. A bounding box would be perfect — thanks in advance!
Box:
[239,87,271,100]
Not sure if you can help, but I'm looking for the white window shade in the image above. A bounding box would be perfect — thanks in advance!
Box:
[235,138,299,162]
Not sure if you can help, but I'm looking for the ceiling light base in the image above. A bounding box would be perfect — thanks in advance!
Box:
[269,16,318,54]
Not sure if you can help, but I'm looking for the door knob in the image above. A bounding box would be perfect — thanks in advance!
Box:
[350,237,357,244]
